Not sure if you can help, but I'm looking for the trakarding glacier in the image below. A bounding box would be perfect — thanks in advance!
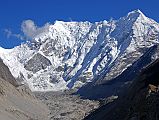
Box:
[0,10,159,91]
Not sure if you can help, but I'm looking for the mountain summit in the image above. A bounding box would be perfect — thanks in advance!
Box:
[0,10,159,91]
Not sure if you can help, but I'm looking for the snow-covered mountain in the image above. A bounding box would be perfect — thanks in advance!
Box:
[0,10,159,91]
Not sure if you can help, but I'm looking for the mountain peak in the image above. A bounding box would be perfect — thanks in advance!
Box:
[128,9,144,16]
[131,9,143,14]
[126,9,147,20]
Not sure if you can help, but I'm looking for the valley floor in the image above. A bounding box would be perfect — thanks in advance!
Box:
[34,90,99,120]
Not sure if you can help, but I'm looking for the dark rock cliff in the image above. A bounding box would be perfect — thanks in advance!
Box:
[24,53,51,73]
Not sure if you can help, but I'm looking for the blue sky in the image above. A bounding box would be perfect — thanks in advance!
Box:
[0,0,159,48]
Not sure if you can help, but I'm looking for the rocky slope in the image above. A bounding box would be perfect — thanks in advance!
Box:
[0,10,159,92]
[84,59,159,120]
[0,59,49,120]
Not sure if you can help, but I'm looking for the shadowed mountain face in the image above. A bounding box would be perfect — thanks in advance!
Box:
[84,58,159,120]
[0,58,49,120]
[77,45,158,99]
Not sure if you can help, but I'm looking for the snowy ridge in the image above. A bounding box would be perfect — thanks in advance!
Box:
[0,10,159,91]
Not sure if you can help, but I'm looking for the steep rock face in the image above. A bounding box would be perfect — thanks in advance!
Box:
[0,59,49,120]
[0,10,159,91]
[84,59,159,120]
[24,53,52,73]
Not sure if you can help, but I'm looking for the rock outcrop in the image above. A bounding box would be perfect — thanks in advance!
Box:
[24,53,52,73]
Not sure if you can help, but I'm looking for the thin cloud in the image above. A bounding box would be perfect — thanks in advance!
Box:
[4,29,25,40]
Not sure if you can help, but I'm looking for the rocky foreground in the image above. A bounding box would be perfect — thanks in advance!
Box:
[35,91,99,120]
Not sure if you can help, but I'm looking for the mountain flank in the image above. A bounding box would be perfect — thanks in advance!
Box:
[0,58,49,120]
